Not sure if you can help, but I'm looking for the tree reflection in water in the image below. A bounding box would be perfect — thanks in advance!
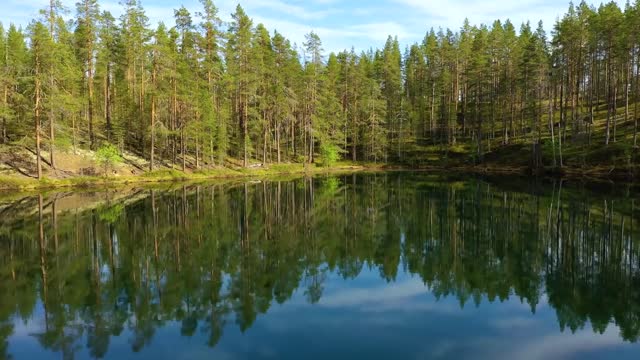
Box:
[0,173,639,358]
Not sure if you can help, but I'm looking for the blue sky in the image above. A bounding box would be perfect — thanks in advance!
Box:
[2,0,627,53]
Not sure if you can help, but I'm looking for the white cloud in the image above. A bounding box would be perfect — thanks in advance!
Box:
[252,15,413,53]
[319,280,452,314]
[395,0,627,32]
[4,0,630,54]
[504,327,628,360]
[239,0,337,20]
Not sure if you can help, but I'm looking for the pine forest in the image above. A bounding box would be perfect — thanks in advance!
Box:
[1,0,640,180]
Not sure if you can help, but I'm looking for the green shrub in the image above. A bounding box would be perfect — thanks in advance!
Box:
[95,144,122,176]
[320,143,341,167]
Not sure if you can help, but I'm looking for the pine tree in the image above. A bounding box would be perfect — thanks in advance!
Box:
[29,21,53,179]
[75,0,100,150]
[174,6,198,170]
[4,25,28,141]
[303,31,323,163]
[120,0,149,152]
[252,24,275,164]
[197,0,223,165]
[226,5,255,167]
[360,52,387,162]
[271,31,297,163]
[381,36,404,160]
[96,11,118,143]
[316,53,344,158]
[41,0,64,168]
[54,17,83,153]
[1,0,640,174]
[0,23,7,143]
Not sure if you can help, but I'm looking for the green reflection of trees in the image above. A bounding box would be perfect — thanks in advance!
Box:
[0,174,640,358]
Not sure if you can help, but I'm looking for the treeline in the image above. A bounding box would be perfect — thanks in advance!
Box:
[1,174,639,357]
[1,0,639,177]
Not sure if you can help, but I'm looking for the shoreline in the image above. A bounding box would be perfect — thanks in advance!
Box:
[0,162,637,192]
[0,164,383,191]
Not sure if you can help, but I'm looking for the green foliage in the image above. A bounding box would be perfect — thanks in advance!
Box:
[319,143,340,167]
[1,0,640,175]
[95,144,122,176]
[98,203,124,223]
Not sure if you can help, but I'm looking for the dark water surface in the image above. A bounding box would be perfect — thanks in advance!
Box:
[1,172,639,359]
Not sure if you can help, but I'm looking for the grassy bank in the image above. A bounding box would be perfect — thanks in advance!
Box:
[2,155,637,192]
[0,162,384,191]
[1,138,638,192]
[2,158,635,192]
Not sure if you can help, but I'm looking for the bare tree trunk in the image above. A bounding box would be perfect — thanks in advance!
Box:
[635,45,639,147]
[613,74,618,143]
[182,126,186,172]
[605,58,611,145]
[1,87,6,144]
[625,55,630,146]
[72,113,77,154]
[48,0,55,168]
[49,75,55,169]
[106,63,112,141]
[150,49,157,171]
[88,36,95,150]
[36,96,42,179]
[549,78,556,167]
[243,96,248,168]
[195,110,200,170]
[276,124,281,164]
[150,94,156,171]
[172,77,178,166]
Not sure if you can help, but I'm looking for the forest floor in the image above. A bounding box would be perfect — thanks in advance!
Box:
[401,115,640,183]
[407,139,639,182]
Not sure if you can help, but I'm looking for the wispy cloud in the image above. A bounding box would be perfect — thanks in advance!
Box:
[503,328,627,360]
[315,279,461,313]
[3,0,630,53]
[240,0,338,20]
[395,0,626,32]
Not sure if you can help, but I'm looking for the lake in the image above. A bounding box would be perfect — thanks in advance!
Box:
[0,172,639,359]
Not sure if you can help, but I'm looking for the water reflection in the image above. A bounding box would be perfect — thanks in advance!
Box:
[0,173,639,359]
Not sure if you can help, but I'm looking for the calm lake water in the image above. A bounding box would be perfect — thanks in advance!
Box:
[1,172,639,359]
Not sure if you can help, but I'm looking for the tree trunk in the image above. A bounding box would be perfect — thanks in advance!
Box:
[172,76,178,166]
[243,96,248,168]
[49,71,55,169]
[150,94,155,171]
[605,57,611,146]
[48,0,55,168]
[2,86,7,143]
[35,72,42,180]
[88,37,95,150]
[150,55,155,171]
[625,56,630,146]
[106,63,112,141]
[613,73,618,143]
[635,45,639,147]
[276,124,281,164]
[263,122,267,164]
[182,126,186,172]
